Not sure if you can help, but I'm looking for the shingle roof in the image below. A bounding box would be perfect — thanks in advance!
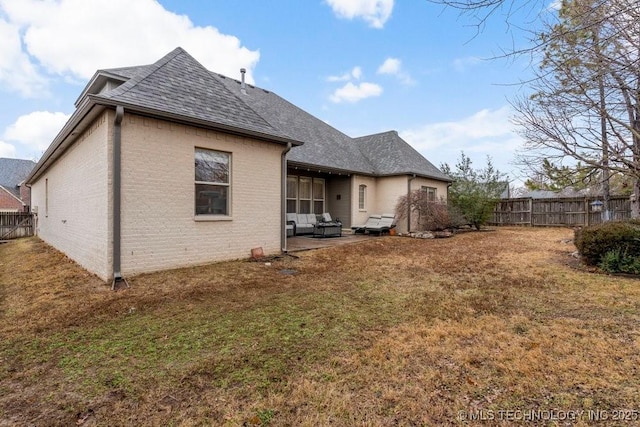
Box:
[212,75,375,174]
[213,75,450,180]
[93,47,293,142]
[0,158,36,197]
[353,131,451,180]
[82,47,449,181]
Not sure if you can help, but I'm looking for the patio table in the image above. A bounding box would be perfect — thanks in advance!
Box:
[313,222,342,238]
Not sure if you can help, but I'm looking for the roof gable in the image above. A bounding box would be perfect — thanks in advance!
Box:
[92,47,292,141]
[353,131,451,181]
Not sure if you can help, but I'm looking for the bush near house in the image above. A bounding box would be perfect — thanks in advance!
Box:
[574,220,640,271]
[395,190,465,231]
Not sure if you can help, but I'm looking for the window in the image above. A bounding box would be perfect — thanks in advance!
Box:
[45,178,49,217]
[298,177,312,214]
[286,176,298,213]
[422,186,437,202]
[358,184,366,210]
[195,148,230,215]
[313,178,325,213]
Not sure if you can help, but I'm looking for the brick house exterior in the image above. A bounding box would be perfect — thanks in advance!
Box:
[26,48,450,283]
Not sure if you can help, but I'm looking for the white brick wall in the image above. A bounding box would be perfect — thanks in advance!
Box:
[350,175,449,233]
[351,175,377,228]
[31,111,112,280]
[119,114,284,276]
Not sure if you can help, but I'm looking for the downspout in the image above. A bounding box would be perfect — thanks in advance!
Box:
[407,174,416,233]
[281,142,292,253]
[112,105,128,289]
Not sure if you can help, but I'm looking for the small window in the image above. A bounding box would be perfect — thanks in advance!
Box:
[358,184,366,210]
[195,148,230,215]
[422,186,437,202]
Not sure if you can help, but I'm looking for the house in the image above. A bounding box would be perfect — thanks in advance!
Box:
[26,47,450,284]
[0,158,36,212]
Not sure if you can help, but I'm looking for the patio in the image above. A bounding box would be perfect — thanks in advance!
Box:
[286,232,377,252]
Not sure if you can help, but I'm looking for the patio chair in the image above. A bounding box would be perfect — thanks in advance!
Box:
[351,215,381,234]
[365,213,396,235]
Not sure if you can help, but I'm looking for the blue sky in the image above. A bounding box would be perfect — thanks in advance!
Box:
[0,0,553,185]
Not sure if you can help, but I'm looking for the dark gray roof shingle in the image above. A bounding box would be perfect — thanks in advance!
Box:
[212,75,375,174]
[94,47,292,141]
[0,158,36,197]
[354,131,451,181]
[82,47,449,181]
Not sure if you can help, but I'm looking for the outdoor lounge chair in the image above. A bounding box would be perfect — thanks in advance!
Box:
[351,215,381,234]
[365,213,396,234]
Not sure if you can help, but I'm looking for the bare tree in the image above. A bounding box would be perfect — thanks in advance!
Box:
[512,0,640,216]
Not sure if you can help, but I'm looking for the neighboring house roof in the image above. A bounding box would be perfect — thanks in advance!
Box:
[29,47,450,183]
[0,158,35,198]
[520,188,593,199]
[353,131,451,181]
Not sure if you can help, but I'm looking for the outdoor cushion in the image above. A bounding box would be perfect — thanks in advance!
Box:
[365,214,396,234]
[351,215,381,233]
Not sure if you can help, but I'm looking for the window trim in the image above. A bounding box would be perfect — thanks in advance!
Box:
[421,186,437,202]
[358,184,367,211]
[194,147,231,218]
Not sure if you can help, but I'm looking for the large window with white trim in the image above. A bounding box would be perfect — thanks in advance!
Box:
[298,177,312,214]
[286,176,298,213]
[286,175,326,214]
[313,178,325,213]
[195,148,230,216]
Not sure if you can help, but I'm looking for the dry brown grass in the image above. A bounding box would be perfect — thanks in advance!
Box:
[1,228,640,426]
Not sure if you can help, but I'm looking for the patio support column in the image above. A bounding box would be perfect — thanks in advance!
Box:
[281,142,292,252]
[407,174,416,233]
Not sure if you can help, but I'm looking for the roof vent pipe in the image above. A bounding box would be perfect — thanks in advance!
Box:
[240,68,247,94]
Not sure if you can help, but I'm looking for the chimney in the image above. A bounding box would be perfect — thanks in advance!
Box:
[240,68,247,94]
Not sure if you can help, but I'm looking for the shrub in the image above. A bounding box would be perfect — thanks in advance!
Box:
[599,249,640,274]
[574,220,640,266]
[395,190,465,231]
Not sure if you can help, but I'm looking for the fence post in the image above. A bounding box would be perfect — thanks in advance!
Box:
[529,198,534,226]
[585,197,589,226]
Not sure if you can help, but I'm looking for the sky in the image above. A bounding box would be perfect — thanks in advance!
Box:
[0,0,556,186]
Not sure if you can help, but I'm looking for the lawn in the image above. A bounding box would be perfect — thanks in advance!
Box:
[1,228,639,426]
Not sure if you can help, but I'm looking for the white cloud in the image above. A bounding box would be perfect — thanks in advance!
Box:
[0,0,260,96]
[453,56,481,72]
[327,66,362,82]
[325,0,394,29]
[377,57,414,85]
[4,111,71,152]
[0,140,17,158]
[0,18,48,97]
[400,106,524,179]
[330,81,383,103]
[377,58,401,75]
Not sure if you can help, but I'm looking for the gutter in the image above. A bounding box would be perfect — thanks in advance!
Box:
[281,142,293,253]
[88,95,303,149]
[112,105,128,290]
[407,174,416,233]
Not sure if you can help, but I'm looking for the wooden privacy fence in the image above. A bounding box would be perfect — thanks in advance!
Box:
[490,196,631,227]
[0,212,35,239]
